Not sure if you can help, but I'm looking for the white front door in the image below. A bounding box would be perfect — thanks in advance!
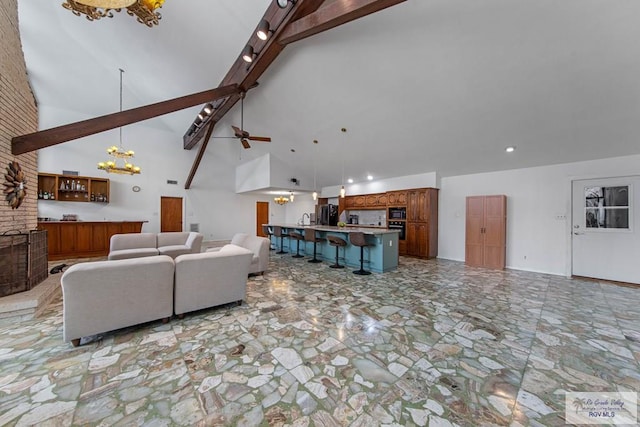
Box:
[572,176,640,284]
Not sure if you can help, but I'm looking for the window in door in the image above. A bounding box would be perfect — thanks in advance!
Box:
[584,185,630,230]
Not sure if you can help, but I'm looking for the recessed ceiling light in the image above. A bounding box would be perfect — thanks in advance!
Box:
[347,178,354,184]
[367,175,373,180]
[505,146,515,153]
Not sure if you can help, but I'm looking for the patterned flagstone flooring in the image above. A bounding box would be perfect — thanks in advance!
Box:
[0,254,638,426]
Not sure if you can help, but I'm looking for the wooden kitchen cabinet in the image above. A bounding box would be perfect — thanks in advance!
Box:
[465,195,507,269]
[404,188,439,259]
[387,191,407,206]
[365,193,387,208]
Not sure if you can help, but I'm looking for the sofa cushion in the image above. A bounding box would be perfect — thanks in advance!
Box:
[158,244,192,258]
[110,233,157,251]
[157,232,190,247]
[108,248,160,260]
[174,246,253,315]
[61,255,175,343]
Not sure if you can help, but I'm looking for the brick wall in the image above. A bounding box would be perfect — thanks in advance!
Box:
[0,0,38,233]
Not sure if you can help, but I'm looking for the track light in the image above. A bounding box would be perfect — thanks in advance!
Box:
[257,19,271,41]
[242,45,256,63]
[276,0,295,8]
[197,112,205,121]
[203,103,213,115]
[290,191,295,202]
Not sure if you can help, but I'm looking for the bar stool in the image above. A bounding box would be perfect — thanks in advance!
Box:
[261,225,275,251]
[305,228,324,263]
[349,232,374,275]
[273,226,288,254]
[289,230,305,258]
[327,235,347,269]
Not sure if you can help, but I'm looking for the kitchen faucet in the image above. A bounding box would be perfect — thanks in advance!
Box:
[301,212,310,225]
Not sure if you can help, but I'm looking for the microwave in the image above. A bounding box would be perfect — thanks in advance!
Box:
[388,207,406,219]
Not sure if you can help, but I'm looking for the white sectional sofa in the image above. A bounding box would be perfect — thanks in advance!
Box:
[61,244,253,346]
[61,255,175,346]
[174,245,253,316]
[207,233,270,275]
[108,232,203,260]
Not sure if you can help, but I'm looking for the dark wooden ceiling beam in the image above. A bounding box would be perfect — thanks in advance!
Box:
[182,0,326,152]
[278,0,407,45]
[184,120,216,189]
[11,84,239,155]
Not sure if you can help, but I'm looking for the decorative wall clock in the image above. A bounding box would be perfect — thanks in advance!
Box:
[4,161,27,209]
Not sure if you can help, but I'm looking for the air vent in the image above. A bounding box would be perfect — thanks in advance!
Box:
[167,180,178,185]
[190,223,199,232]
[62,170,79,176]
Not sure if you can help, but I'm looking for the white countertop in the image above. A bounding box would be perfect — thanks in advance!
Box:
[265,223,400,235]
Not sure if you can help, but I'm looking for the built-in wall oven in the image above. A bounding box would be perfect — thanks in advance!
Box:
[389,207,406,219]
[388,221,406,240]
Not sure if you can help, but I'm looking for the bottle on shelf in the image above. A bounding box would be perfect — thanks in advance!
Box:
[90,193,95,202]
[43,191,49,200]
[38,189,43,199]
[66,179,70,190]
[71,180,76,191]
[50,191,55,200]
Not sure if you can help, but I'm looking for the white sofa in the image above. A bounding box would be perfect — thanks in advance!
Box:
[61,255,175,346]
[207,233,270,275]
[174,245,253,316]
[108,232,203,260]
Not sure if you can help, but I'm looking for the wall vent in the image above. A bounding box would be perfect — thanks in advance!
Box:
[62,170,79,176]
[167,180,178,185]
[190,223,199,232]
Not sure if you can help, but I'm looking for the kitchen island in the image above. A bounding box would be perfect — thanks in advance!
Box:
[265,224,399,273]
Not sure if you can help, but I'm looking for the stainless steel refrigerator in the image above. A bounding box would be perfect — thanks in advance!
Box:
[319,204,338,226]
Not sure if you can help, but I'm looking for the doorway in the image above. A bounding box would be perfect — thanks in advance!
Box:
[572,176,640,283]
[160,196,183,232]
[256,201,269,237]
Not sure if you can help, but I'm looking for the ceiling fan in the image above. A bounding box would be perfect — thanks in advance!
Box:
[216,92,271,149]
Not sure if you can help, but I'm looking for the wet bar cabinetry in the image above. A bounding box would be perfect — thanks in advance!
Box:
[38,221,145,260]
[37,173,110,203]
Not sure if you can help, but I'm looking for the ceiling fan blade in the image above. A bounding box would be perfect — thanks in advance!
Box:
[231,125,245,138]
[240,138,251,149]
[247,136,271,142]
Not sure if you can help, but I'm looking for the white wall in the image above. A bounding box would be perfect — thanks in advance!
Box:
[438,154,640,276]
[321,171,439,197]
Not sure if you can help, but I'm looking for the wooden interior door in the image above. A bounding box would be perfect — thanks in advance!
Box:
[465,196,485,267]
[483,195,507,269]
[256,201,269,236]
[160,196,183,232]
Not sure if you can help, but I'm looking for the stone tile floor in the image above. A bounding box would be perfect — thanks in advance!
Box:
[0,254,638,426]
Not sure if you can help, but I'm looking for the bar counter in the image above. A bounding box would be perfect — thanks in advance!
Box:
[37,221,146,260]
[265,223,399,273]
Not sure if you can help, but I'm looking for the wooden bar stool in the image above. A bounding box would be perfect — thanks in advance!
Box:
[349,232,374,275]
[327,235,347,269]
[305,228,324,263]
[289,230,305,258]
[261,225,275,251]
[273,226,288,254]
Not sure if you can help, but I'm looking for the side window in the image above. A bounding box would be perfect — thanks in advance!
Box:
[585,186,629,229]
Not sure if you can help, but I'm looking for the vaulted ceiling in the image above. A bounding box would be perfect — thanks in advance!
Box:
[16,0,640,191]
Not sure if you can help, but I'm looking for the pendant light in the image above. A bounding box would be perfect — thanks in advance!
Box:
[312,139,318,201]
[340,128,346,198]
